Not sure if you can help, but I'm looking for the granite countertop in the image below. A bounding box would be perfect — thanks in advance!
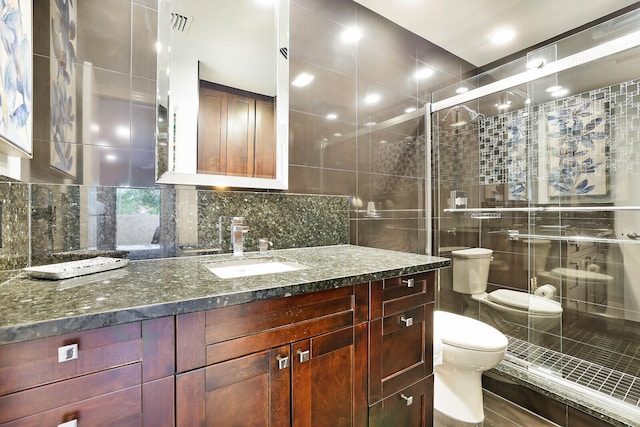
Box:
[0,245,450,345]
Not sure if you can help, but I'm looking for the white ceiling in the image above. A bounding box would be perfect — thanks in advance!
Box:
[354,0,639,67]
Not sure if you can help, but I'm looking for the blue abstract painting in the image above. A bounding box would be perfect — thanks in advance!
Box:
[546,101,607,197]
[50,0,77,177]
[0,0,32,156]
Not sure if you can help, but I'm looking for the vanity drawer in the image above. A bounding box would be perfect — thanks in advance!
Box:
[0,323,142,396]
[369,303,433,402]
[0,363,142,426]
[177,286,361,371]
[370,272,434,319]
[369,377,433,427]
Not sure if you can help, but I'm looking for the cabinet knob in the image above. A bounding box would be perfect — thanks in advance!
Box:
[276,355,289,370]
[298,349,310,363]
[399,315,413,327]
[58,343,78,363]
[58,420,78,427]
[400,394,413,406]
[402,278,415,288]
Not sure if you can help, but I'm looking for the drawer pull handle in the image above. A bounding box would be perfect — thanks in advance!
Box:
[402,278,415,288]
[276,355,289,370]
[58,343,78,363]
[400,316,413,327]
[298,349,310,363]
[58,420,78,427]
[400,394,413,406]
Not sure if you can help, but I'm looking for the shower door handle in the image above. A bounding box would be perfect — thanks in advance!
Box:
[628,232,639,240]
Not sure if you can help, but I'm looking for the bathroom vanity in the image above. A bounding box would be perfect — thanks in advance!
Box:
[0,245,449,426]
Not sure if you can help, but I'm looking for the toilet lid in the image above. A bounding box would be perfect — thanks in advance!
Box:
[451,247,493,259]
[434,311,508,352]
[487,289,562,315]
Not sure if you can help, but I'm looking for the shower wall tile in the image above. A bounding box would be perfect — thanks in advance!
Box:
[290,2,357,76]
[132,3,158,80]
[290,0,473,252]
[289,166,356,196]
[357,38,419,98]
[289,59,357,122]
[77,0,132,73]
[289,111,357,171]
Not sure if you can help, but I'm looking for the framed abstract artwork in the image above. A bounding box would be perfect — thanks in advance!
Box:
[50,0,77,177]
[545,100,607,197]
[0,0,33,157]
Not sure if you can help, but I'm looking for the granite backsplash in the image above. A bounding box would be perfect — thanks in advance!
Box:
[0,182,350,270]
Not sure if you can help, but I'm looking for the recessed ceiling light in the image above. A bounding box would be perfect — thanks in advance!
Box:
[341,27,362,43]
[525,98,532,104]
[326,113,337,120]
[333,133,342,137]
[414,68,434,79]
[405,107,416,113]
[489,27,516,45]
[364,93,381,105]
[379,140,387,144]
[456,87,469,94]
[495,101,512,110]
[551,88,569,97]
[545,85,562,93]
[292,72,314,87]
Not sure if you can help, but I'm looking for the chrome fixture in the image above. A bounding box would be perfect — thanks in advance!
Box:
[441,105,485,126]
[231,217,250,257]
[258,238,273,255]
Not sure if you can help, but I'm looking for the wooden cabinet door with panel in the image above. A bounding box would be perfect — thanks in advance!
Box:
[176,345,291,427]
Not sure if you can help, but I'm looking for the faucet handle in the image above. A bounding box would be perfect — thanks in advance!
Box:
[259,239,273,254]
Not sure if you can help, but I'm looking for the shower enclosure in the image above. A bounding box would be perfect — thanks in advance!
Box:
[430,8,640,425]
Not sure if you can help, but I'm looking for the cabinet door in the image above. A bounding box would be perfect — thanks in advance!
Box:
[369,377,433,427]
[176,345,290,427]
[291,324,368,427]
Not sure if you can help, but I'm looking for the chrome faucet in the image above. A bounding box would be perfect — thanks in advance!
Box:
[231,217,250,257]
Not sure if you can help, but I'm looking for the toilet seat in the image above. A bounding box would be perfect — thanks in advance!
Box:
[487,289,562,316]
[434,311,508,352]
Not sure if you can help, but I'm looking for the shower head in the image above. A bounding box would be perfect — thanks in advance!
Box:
[441,105,485,126]
[460,105,485,124]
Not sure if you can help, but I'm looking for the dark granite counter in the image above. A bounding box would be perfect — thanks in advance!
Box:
[0,245,450,345]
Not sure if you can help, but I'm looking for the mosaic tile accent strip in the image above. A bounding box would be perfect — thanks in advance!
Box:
[476,76,640,193]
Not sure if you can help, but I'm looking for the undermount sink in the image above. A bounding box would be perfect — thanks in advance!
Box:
[203,257,309,279]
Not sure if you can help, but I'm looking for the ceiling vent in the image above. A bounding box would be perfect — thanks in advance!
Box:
[171,12,193,33]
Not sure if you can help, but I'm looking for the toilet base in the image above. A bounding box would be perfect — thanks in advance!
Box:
[434,409,483,427]
[434,365,485,424]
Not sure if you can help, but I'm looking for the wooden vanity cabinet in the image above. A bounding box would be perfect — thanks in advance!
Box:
[0,317,175,427]
[368,272,435,427]
[175,285,369,427]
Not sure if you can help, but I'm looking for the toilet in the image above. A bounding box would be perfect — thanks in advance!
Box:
[452,248,562,332]
[433,310,508,424]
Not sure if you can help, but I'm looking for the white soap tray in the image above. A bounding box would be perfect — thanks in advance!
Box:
[24,257,130,280]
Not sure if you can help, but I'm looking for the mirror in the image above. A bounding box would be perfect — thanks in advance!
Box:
[156,0,289,189]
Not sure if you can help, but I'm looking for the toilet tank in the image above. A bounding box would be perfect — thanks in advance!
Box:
[452,248,493,294]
